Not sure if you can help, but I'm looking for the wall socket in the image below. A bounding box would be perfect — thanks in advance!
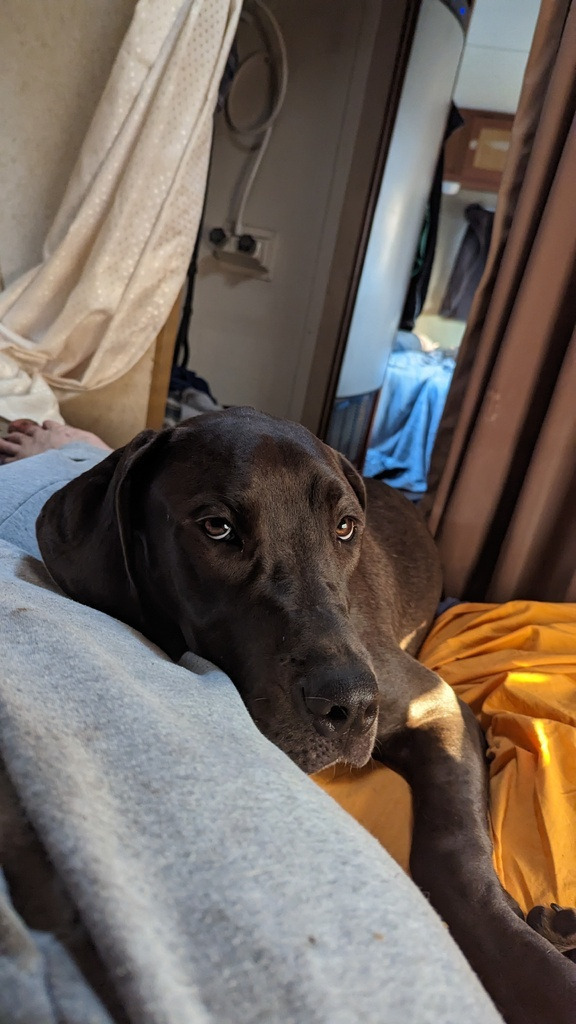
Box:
[209,226,277,280]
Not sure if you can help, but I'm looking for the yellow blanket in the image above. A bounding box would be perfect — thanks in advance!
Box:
[314,601,576,914]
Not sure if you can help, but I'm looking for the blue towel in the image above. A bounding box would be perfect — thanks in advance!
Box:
[364,349,455,494]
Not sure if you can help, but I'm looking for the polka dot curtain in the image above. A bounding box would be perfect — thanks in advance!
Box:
[0,0,242,401]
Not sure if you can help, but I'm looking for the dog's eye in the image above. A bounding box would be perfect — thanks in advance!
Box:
[336,516,356,542]
[202,517,235,542]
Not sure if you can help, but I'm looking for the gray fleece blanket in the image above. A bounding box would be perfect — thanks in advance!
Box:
[0,540,502,1024]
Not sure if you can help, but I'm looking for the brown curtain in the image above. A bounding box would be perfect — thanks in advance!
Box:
[425,0,576,602]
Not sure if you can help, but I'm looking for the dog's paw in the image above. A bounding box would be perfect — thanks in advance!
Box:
[527,903,576,956]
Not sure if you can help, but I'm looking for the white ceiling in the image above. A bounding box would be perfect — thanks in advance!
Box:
[454,0,541,113]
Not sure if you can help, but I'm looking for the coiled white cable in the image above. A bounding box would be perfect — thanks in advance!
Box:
[225,0,288,236]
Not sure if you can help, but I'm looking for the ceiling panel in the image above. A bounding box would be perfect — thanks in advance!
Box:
[467,0,540,52]
[454,44,530,112]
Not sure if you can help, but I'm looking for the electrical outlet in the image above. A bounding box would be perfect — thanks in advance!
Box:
[209,226,277,280]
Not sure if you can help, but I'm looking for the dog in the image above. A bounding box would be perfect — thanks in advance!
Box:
[37,406,576,1024]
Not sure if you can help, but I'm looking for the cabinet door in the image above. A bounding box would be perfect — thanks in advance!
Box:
[444,109,515,192]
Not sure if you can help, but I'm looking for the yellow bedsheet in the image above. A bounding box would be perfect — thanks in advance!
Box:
[314,601,576,914]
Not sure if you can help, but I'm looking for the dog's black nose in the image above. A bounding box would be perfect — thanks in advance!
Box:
[300,668,378,738]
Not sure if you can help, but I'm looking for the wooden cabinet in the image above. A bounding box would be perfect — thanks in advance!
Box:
[444,108,515,192]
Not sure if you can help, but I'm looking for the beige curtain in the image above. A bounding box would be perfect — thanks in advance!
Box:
[425,0,576,601]
[0,0,241,409]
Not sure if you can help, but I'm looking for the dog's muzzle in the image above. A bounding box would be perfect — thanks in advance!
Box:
[297,663,379,765]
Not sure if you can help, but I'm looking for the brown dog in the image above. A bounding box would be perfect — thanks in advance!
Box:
[37,407,576,1024]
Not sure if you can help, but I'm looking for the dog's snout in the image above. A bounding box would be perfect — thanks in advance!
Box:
[300,669,378,739]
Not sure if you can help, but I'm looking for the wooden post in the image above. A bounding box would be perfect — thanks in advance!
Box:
[146,290,184,430]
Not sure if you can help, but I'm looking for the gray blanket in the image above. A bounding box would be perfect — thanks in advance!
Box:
[0,540,502,1024]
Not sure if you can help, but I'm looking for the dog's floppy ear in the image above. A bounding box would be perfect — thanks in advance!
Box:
[36,428,169,632]
[337,453,367,511]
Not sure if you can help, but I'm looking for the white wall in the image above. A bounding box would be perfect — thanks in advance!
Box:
[0,0,135,285]
[187,0,381,421]
[455,0,540,112]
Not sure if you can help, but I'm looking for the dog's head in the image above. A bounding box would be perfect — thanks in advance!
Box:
[37,408,381,773]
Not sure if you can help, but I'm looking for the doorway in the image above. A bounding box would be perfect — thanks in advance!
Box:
[327,0,540,502]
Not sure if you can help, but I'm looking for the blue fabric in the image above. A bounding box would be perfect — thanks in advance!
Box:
[0,442,107,558]
[363,349,456,494]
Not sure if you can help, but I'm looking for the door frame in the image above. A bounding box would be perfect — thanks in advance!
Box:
[300,0,424,438]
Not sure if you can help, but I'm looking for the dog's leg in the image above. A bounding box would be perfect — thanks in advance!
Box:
[526,904,576,959]
[374,660,576,1024]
